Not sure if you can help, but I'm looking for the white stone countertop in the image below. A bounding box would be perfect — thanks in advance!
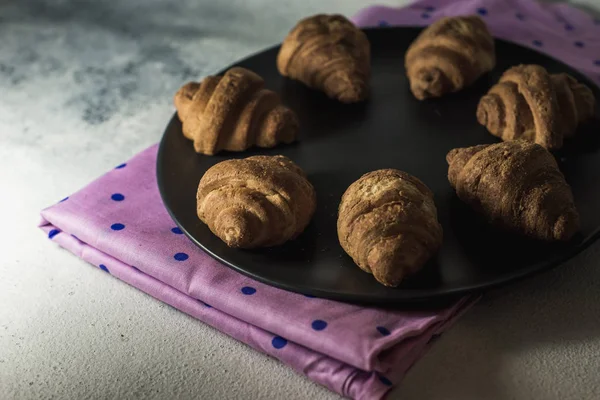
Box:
[2,1,600,399]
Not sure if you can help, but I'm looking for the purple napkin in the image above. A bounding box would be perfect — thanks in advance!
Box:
[40,1,600,399]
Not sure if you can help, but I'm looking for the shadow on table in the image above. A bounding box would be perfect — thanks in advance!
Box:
[389,240,600,400]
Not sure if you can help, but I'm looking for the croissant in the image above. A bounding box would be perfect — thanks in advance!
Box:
[197,155,316,248]
[447,140,580,241]
[277,14,371,103]
[174,67,298,155]
[405,15,495,100]
[337,169,443,287]
[477,64,596,150]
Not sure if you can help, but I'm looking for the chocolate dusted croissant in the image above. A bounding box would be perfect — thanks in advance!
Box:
[277,14,371,103]
[477,64,596,150]
[337,169,443,287]
[405,15,495,100]
[197,155,316,248]
[174,67,298,155]
[447,140,580,241]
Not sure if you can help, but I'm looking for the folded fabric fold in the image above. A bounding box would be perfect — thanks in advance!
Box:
[40,1,599,399]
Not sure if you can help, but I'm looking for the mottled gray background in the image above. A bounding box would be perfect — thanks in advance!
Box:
[1,1,600,399]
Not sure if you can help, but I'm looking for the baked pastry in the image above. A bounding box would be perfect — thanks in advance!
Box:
[174,67,298,155]
[405,15,495,100]
[337,169,443,287]
[477,64,595,150]
[277,14,371,103]
[197,155,316,248]
[447,140,580,241]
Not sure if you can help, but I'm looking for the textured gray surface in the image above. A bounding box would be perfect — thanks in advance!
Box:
[1,0,600,399]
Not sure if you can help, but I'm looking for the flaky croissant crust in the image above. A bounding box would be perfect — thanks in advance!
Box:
[197,155,316,248]
[477,64,595,150]
[447,140,580,241]
[277,14,371,103]
[174,67,298,155]
[337,169,443,286]
[405,15,495,100]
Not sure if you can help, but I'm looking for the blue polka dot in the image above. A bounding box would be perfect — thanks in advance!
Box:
[377,326,391,336]
[131,266,141,272]
[477,7,487,16]
[110,223,125,231]
[428,333,443,343]
[594,60,600,66]
[115,163,127,169]
[111,193,125,201]
[272,336,288,349]
[174,252,189,261]
[48,229,60,239]
[99,264,110,273]
[59,196,69,202]
[421,13,430,19]
[171,227,183,234]
[515,13,525,20]
[574,41,584,48]
[424,6,435,12]
[311,320,327,331]
[378,20,389,27]
[241,286,256,295]
[197,299,211,308]
[532,40,543,47]
[565,24,573,31]
[379,376,393,386]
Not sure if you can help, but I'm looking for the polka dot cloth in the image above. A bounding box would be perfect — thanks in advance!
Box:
[38,134,472,398]
[39,1,599,398]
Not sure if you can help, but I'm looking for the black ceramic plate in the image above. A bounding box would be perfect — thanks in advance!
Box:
[157,27,600,305]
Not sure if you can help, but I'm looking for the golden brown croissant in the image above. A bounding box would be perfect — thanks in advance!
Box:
[405,15,495,100]
[277,14,371,103]
[337,169,443,287]
[197,155,316,248]
[174,67,298,155]
[477,64,595,150]
[447,140,580,241]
